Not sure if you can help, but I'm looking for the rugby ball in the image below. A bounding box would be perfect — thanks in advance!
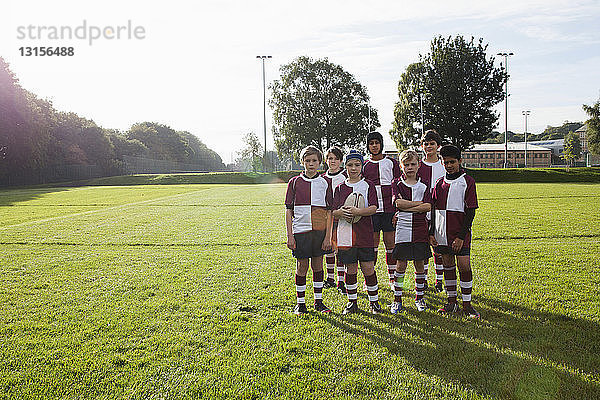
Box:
[343,192,365,224]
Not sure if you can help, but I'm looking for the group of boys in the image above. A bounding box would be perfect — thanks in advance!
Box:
[285,130,479,318]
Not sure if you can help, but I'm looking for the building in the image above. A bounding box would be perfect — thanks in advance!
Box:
[462,143,552,168]
[575,124,600,166]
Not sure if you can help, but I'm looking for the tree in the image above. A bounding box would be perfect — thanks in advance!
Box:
[269,56,378,159]
[391,35,506,150]
[562,131,581,171]
[583,101,600,155]
[235,132,264,172]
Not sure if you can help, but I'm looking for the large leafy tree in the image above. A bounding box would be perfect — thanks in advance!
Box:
[583,101,600,155]
[563,131,582,171]
[391,35,506,150]
[269,56,378,159]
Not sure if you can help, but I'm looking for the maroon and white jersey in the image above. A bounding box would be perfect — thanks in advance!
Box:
[285,173,333,234]
[431,173,478,247]
[392,178,431,244]
[332,179,378,250]
[323,169,347,192]
[417,158,445,193]
[363,157,401,213]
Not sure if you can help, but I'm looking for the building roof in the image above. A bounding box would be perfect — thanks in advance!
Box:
[575,124,587,133]
[528,139,564,146]
[467,143,552,152]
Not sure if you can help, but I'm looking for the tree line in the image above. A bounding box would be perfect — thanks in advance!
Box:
[0,57,224,185]
[267,35,600,164]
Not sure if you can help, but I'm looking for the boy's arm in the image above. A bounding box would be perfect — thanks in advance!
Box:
[403,203,431,213]
[322,210,333,250]
[428,202,438,246]
[348,204,377,217]
[457,208,476,240]
[285,208,295,250]
[395,198,424,209]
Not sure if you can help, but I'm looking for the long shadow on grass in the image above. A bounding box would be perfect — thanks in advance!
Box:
[317,295,600,399]
[0,187,71,206]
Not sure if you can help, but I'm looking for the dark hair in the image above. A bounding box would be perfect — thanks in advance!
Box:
[421,129,442,145]
[325,146,344,161]
[299,145,323,163]
[439,144,461,160]
[366,131,384,154]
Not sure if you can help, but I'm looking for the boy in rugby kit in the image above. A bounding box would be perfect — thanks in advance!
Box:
[285,146,334,315]
[362,132,402,287]
[322,146,348,294]
[417,130,446,292]
[332,150,383,314]
[429,145,480,318]
[390,150,432,313]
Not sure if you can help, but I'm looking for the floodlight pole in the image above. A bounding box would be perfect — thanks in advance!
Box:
[522,110,530,167]
[257,55,272,171]
[498,52,514,168]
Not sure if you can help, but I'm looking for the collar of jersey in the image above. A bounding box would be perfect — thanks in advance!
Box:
[401,177,421,187]
[421,158,441,166]
[344,177,364,187]
[326,169,344,176]
[367,156,386,163]
[443,172,466,183]
[301,172,321,181]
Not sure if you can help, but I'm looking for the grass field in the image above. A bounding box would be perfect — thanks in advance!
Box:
[1,183,599,399]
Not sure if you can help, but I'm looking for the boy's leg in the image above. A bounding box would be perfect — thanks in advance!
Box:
[294,259,310,314]
[336,253,346,293]
[392,260,407,313]
[360,260,382,313]
[414,260,426,302]
[434,253,444,292]
[344,262,359,313]
[372,232,380,266]
[422,259,429,289]
[384,231,396,287]
[457,255,479,318]
[311,255,331,313]
[439,253,459,314]
[324,252,336,287]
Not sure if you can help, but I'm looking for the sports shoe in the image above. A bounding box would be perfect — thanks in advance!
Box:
[415,298,427,312]
[314,301,332,313]
[370,301,384,314]
[342,302,358,315]
[323,279,336,289]
[337,282,347,294]
[293,303,308,315]
[434,280,444,293]
[438,302,459,315]
[390,301,403,314]
[463,305,480,319]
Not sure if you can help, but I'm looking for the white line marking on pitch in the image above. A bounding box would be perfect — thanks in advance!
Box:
[0,189,210,230]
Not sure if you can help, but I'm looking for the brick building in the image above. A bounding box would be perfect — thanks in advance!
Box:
[462,143,552,168]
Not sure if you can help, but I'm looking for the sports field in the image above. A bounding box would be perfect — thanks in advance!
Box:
[1,182,599,399]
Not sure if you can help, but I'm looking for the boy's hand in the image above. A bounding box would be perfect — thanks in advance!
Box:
[429,235,438,247]
[452,238,463,252]
[287,236,296,250]
[341,206,354,221]
[321,235,332,251]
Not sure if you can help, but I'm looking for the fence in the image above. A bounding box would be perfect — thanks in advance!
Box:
[122,156,210,174]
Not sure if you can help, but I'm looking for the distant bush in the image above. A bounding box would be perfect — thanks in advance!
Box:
[41,167,600,187]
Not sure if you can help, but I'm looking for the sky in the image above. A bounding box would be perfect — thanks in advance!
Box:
[2,0,599,164]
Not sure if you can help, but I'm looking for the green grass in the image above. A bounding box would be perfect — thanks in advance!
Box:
[1,183,599,399]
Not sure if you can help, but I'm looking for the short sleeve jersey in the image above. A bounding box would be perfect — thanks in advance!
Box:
[323,169,347,192]
[391,178,431,244]
[431,172,478,248]
[417,159,445,193]
[362,157,401,213]
[285,173,333,234]
[332,179,378,249]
